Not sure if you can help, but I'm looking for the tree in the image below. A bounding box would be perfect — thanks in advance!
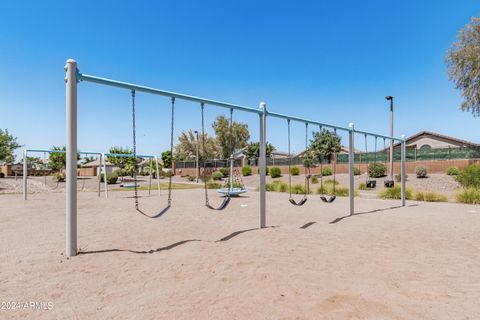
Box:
[446,17,480,116]
[162,150,172,168]
[107,147,137,177]
[81,156,96,165]
[243,141,276,165]
[0,129,21,164]
[23,156,43,170]
[49,146,80,171]
[174,130,219,161]
[212,115,250,158]
[309,129,342,162]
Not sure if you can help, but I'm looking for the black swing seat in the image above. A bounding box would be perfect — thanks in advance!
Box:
[289,197,307,206]
[136,205,171,219]
[205,196,231,211]
[366,180,376,188]
[384,179,394,188]
[320,195,336,203]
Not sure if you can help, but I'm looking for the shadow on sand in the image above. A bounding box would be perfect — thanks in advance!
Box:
[329,204,420,224]
[78,226,278,256]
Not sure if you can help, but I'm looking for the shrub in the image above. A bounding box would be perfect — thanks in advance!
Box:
[290,166,300,176]
[456,187,480,204]
[456,164,480,188]
[324,179,339,185]
[379,186,413,200]
[358,182,367,191]
[158,170,166,178]
[270,167,282,178]
[212,171,224,180]
[186,175,195,182]
[316,184,350,197]
[0,172,4,178]
[165,171,174,178]
[395,173,408,182]
[206,181,222,189]
[113,168,127,177]
[54,172,66,182]
[353,167,361,175]
[415,191,448,202]
[321,166,332,176]
[415,166,428,178]
[219,167,230,177]
[368,163,386,178]
[446,167,460,176]
[291,183,308,194]
[310,175,319,184]
[100,173,118,184]
[223,181,243,189]
[265,180,288,192]
[242,165,252,176]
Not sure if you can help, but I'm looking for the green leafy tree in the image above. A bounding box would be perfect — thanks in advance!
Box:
[0,129,21,164]
[212,115,250,158]
[107,147,137,176]
[309,129,342,162]
[446,17,480,116]
[82,156,96,165]
[49,146,80,171]
[174,130,219,161]
[243,141,276,165]
[24,156,43,170]
[162,150,172,168]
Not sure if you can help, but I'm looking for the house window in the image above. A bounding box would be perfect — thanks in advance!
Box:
[419,144,432,150]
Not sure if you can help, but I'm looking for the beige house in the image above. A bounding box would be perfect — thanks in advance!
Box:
[392,131,479,151]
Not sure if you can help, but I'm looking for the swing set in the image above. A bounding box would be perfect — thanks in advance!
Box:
[63,59,408,257]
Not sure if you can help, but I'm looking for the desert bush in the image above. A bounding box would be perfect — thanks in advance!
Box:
[54,172,66,182]
[291,183,308,194]
[455,164,480,188]
[379,186,413,200]
[353,167,361,175]
[186,175,195,182]
[242,165,252,176]
[357,182,367,191]
[415,166,428,178]
[321,166,332,176]
[456,187,480,204]
[100,173,118,184]
[368,163,386,178]
[446,167,460,176]
[207,181,222,189]
[165,171,174,178]
[223,181,243,189]
[310,175,319,184]
[270,167,282,178]
[212,171,224,180]
[158,170,166,178]
[0,172,5,178]
[265,180,288,192]
[219,167,230,177]
[395,173,408,182]
[316,184,350,197]
[324,179,339,185]
[414,191,448,202]
[290,166,300,176]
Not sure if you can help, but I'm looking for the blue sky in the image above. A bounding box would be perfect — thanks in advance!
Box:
[1,0,479,159]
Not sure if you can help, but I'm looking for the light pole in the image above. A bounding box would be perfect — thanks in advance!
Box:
[385,96,394,180]
[194,130,199,183]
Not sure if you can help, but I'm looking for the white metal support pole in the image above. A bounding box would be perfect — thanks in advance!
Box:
[97,155,101,198]
[65,59,78,257]
[23,149,27,200]
[259,102,267,228]
[401,135,406,206]
[155,157,161,196]
[102,153,108,199]
[348,123,355,215]
[148,159,152,196]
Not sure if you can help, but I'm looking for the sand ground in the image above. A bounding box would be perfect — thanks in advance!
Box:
[1,189,480,319]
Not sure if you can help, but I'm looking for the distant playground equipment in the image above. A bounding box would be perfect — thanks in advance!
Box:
[63,59,407,256]
[22,149,160,200]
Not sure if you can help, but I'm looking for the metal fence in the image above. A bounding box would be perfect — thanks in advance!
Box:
[336,146,480,163]
[175,159,243,169]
